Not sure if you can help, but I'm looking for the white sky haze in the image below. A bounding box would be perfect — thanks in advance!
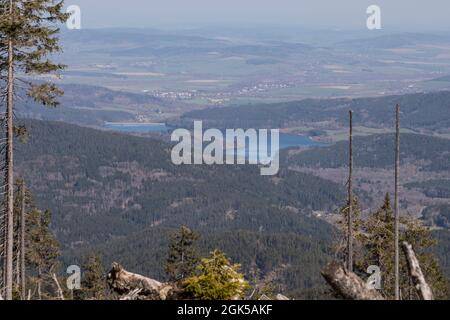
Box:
[66,0,450,31]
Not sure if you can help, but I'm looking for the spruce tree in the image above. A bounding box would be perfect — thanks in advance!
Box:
[81,254,109,300]
[27,209,60,300]
[165,226,200,281]
[184,250,250,300]
[357,193,395,297]
[358,193,449,300]
[0,0,68,300]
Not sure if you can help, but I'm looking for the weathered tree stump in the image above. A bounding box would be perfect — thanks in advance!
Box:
[107,263,185,300]
[321,261,385,300]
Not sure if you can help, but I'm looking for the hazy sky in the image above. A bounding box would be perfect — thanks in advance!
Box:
[65,0,450,31]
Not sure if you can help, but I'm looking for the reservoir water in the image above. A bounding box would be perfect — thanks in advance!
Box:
[103,122,326,151]
[104,122,169,133]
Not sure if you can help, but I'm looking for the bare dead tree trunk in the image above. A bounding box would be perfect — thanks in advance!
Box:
[394,104,400,300]
[321,261,384,300]
[37,267,42,300]
[347,110,354,272]
[402,242,434,300]
[4,0,15,300]
[1,225,5,296]
[52,273,65,300]
[15,245,20,287]
[20,182,26,299]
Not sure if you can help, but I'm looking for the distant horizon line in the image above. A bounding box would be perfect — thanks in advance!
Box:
[60,24,450,34]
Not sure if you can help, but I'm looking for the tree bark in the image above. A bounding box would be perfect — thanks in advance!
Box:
[37,267,42,300]
[402,242,434,300]
[4,0,15,300]
[347,110,354,272]
[15,246,20,287]
[321,261,385,300]
[394,104,400,300]
[107,263,183,300]
[20,182,26,298]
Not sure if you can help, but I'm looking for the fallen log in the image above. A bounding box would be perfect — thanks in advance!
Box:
[120,288,142,300]
[321,261,384,300]
[402,241,434,300]
[107,263,184,300]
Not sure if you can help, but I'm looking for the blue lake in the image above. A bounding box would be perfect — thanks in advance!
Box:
[278,133,324,149]
[104,122,170,133]
[104,122,326,150]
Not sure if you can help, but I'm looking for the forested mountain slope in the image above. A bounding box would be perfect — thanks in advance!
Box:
[286,133,450,171]
[15,119,344,298]
[284,133,450,247]
[180,91,450,133]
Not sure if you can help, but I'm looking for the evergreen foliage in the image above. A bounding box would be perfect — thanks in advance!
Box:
[165,226,200,281]
[26,208,60,299]
[80,253,109,300]
[184,250,250,300]
[356,194,450,300]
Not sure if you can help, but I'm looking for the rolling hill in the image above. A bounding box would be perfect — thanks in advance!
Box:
[179,91,450,133]
[16,84,175,126]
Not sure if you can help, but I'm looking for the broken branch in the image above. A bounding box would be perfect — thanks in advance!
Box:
[402,241,434,300]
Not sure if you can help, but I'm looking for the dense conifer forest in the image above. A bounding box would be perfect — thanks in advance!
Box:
[9,118,450,299]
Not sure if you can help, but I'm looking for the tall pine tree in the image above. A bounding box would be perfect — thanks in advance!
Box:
[0,0,68,299]
[81,253,109,300]
[27,208,60,300]
[165,226,200,281]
